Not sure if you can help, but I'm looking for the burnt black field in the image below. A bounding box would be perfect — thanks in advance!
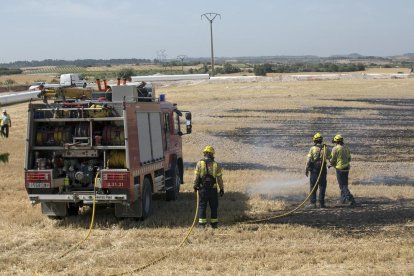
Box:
[212,98,414,162]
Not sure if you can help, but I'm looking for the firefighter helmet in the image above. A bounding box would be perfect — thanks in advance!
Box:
[312,132,323,143]
[203,145,215,155]
[332,134,343,143]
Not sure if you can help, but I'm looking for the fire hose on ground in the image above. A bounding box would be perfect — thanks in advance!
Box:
[241,144,327,224]
[112,146,327,274]
[55,171,199,275]
[111,191,200,276]
[58,171,100,259]
[55,145,327,274]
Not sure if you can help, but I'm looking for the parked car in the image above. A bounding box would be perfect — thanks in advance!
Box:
[28,82,45,91]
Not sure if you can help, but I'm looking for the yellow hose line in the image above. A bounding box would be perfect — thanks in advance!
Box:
[111,191,200,276]
[178,190,199,248]
[58,171,99,259]
[242,145,327,224]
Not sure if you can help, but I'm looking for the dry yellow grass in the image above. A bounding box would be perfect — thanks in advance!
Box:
[0,74,57,85]
[2,66,410,87]
[0,78,414,275]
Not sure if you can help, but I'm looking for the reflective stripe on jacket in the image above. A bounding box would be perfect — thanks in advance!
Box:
[200,160,219,178]
[193,159,224,189]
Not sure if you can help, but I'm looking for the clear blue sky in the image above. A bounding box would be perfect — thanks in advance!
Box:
[1,0,413,63]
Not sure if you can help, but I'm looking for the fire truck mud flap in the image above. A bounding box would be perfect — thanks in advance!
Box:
[41,202,68,217]
[115,200,142,218]
[115,177,152,219]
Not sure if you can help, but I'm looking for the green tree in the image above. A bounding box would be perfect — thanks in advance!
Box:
[0,68,22,76]
[254,65,267,76]
[327,63,339,72]
[202,63,209,73]
[117,68,136,80]
[222,63,242,74]
[356,63,366,71]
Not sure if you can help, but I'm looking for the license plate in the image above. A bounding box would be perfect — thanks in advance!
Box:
[96,194,115,200]
[28,182,50,188]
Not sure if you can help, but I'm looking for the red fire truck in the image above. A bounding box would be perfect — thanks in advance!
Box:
[24,82,192,219]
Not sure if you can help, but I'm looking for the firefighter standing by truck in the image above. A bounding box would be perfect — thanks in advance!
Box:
[330,134,356,207]
[305,133,329,208]
[1,109,11,138]
[193,145,224,228]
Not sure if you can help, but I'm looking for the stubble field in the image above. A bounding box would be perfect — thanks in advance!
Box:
[0,77,413,275]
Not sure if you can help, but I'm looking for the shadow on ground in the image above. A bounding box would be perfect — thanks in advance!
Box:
[54,191,250,230]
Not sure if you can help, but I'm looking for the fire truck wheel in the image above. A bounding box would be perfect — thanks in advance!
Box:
[142,178,153,219]
[166,166,181,201]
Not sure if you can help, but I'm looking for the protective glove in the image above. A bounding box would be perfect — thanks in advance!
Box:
[305,169,309,177]
[193,184,199,192]
[219,189,224,197]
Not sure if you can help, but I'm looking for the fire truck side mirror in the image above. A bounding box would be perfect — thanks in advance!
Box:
[185,112,192,134]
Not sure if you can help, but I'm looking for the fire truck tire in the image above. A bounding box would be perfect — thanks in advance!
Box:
[141,178,153,219]
[166,166,180,201]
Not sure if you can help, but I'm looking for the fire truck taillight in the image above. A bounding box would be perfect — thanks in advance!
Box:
[25,171,52,188]
[102,171,130,189]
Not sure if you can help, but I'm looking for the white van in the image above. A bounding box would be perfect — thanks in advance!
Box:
[60,74,87,88]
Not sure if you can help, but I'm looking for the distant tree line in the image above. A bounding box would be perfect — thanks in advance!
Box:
[254,63,366,76]
[0,68,22,76]
[215,63,242,74]
[0,59,152,69]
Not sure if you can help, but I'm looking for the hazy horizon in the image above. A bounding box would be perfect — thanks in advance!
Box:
[1,0,413,63]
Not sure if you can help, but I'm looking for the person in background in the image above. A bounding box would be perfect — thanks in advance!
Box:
[305,133,329,208]
[330,134,356,207]
[1,109,12,138]
[193,145,224,228]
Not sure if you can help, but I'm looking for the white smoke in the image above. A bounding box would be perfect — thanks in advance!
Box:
[246,177,308,201]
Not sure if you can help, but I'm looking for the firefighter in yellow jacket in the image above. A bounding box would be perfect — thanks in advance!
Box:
[330,134,356,206]
[1,109,12,138]
[193,145,224,228]
[305,133,329,208]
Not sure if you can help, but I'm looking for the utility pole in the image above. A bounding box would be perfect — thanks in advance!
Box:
[156,49,167,71]
[201,13,221,76]
[177,55,187,73]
